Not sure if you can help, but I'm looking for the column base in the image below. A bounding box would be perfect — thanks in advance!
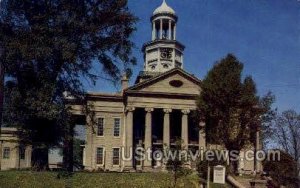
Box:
[122,166,136,172]
[135,166,143,172]
[143,166,153,172]
[123,160,134,172]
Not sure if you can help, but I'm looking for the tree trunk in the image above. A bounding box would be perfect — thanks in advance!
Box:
[31,146,49,171]
[63,123,75,172]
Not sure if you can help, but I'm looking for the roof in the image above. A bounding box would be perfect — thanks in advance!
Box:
[135,71,162,84]
[0,127,18,134]
[153,0,175,15]
[142,40,185,52]
[86,92,123,101]
[127,68,201,92]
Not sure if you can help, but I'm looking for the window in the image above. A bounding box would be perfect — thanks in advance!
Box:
[97,118,104,136]
[114,118,120,137]
[96,147,104,165]
[19,146,25,160]
[112,148,120,165]
[3,147,10,159]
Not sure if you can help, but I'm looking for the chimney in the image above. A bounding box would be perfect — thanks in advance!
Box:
[121,74,129,92]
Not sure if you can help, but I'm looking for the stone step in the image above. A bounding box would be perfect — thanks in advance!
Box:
[235,177,267,188]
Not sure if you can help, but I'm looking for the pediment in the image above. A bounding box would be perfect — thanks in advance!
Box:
[126,68,201,95]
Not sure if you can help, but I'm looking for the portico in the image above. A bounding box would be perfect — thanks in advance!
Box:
[72,66,204,172]
[121,67,203,170]
[124,106,201,170]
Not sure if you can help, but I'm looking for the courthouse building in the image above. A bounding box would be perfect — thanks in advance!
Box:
[0,0,259,172]
[71,0,260,173]
[0,127,32,170]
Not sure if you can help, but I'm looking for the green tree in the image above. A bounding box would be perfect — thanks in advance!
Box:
[73,138,85,170]
[197,54,272,173]
[197,150,228,180]
[258,92,276,149]
[0,0,137,171]
[263,150,299,188]
[271,110,300,173]
[166,139,192,188]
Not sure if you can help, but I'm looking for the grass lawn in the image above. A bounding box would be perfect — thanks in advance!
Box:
[0,171,200,188]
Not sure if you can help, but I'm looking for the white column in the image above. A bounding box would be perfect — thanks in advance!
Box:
[15,146,19,169]
[163,109,172,148]
[27,146,32,168]
[144,108,153,169]
[199,121,206,150]
[152,21,156,41]
[162,109,171,170]
[173,23,176,40]
[82,147,86,167]
[168,20,172,40]
[86,115,94,170]
[181,109,190,149]
[255,128,261,172]
[160,19,163,39]
[125,107,134,169]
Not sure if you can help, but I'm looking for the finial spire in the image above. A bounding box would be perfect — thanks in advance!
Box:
[153,0,175,15]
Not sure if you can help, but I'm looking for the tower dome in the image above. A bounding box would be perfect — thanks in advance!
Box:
[139,0,184,79]
[153,0,175,15]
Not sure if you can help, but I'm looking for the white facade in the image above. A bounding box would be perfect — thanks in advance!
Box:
[0,128,32,170]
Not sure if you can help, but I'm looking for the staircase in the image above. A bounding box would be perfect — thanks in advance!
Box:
[234,176,267,188]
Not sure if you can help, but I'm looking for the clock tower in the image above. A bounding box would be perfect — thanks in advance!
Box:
[141,0,185,74]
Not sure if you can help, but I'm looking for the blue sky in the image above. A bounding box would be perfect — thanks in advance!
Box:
[85,0,300,112]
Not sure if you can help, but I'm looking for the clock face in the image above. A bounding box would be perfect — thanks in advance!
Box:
[160,48,172,59]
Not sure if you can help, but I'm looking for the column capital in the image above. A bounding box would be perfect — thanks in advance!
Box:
[145,108,154,113]
[163,108,172,114]
[199,121,206,128]
[125,107,135,112]
[181,109,190,115]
